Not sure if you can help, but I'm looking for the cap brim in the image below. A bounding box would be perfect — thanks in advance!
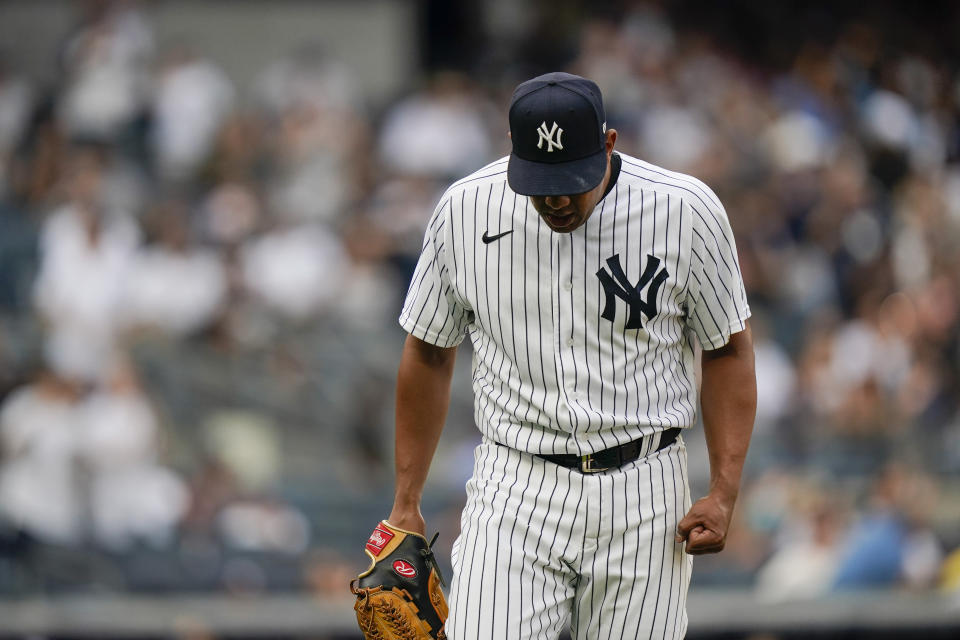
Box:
[507,149,607,196]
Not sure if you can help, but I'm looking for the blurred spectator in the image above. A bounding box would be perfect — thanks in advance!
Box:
[150,46,234,182]
[57,0,154,141]
[832,465,943,590]
[123,200,227,337]
[377,72,494,180]
[755,495,843,602]
[0,368,83,544]
[33,145,140,382]
[239,222,349,322]
[76,359,188,550]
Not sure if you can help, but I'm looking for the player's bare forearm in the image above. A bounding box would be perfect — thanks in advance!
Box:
[700,323,756,501]
[388,334,457,535]
[677,322,756,554]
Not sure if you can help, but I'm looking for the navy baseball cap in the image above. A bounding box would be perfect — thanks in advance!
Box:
[508,72,608,196]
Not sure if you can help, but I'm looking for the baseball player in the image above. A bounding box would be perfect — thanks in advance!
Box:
[385,72,756,639]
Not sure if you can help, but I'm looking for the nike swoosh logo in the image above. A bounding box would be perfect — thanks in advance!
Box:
[481,229,514,244]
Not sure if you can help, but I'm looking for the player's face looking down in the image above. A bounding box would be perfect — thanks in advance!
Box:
[528,128,618,233]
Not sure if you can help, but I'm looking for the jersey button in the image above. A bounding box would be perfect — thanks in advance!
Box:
[566,337,574,346]
[563,281,572,291]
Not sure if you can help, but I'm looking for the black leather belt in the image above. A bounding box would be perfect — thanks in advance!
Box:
[537,427,681,474]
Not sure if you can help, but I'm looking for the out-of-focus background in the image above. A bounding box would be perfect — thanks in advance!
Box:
[0,0,959,638]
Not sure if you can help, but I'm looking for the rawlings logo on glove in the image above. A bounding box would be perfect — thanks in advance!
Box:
[350,520,448,640]
[366,523,396,555]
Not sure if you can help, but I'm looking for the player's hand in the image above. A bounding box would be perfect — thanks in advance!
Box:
[675,493,735,555]
[387,504,426,536]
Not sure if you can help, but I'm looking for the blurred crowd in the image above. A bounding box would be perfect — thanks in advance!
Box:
[0,0,959,603]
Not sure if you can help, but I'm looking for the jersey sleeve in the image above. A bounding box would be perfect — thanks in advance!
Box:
[399,197,472,347]
[686,194,751,350]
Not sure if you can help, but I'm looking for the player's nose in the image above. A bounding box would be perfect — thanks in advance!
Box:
[543,195,571,210]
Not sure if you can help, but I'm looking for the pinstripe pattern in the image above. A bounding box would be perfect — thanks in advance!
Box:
[399,153,750,455]
[399,152,748,639]
[448,437,692,640]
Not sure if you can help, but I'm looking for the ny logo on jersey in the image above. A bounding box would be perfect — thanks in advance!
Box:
[596,254,669,330]
[536,121,564,152]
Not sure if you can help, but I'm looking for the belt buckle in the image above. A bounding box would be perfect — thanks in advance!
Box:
[580,454,610,474]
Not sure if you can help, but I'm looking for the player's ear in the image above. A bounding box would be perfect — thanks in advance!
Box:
[605,129,618,154]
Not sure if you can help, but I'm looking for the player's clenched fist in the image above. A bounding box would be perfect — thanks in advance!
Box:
[675,493,736,555]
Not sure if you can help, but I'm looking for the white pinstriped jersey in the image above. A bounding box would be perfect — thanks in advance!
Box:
[400,152,750,456]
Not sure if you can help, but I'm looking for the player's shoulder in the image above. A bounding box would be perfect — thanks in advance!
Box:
[425,157,510,228]
[616,153,725,216]
[445,156,510,195]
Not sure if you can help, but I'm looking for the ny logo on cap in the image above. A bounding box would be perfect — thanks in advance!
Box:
[536,121,564,152]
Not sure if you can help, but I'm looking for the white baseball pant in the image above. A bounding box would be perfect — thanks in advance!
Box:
[446,435,692,639]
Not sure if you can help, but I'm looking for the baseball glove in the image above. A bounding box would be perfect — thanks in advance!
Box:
[350,520,448,640]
